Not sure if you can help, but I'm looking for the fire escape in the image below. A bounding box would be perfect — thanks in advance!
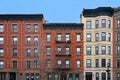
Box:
[55,35,71,70]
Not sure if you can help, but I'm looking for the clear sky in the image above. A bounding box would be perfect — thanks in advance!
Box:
[0,0,120,23]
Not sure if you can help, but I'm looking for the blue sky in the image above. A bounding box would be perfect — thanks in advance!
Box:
[0,0,120,23]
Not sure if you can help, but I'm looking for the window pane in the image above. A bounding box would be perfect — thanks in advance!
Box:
[86,33,91,42]
[76,47,81,55]
[57,33,62,41]
[12,36,18,44]
[101,32,106,41]
[0,37,4,44]
[76,33,81,41]
[95,33,99,41]
[117,20,120,28]
[86,47,91,55]
[0,24,4,32]
[101,46,106,54]
[86,21,91,29]
[12,24,18,32]
[0,48,4,56]
[95,59,99,67]
[46,46,51,54]
[0,61,4,68]
[95,20,99,28]
[86,59,91,67]
[66,33,70,41]
[26,24,31,32]
[102,59,106,67]
[102,19,106,28]
[34,24,38,32]
[46,33,51,42]
[108,20,111,28]
[101,73,106,80]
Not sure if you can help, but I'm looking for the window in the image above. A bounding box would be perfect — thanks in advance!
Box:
[108,46,111,55]
[95,46,99,55]
[101,59,106,67]
[117,46,120,55]
[34,24,38,32]
[95,20,99,28]
[76,60,81,68]
[75,73,79,80]
[95,33,99,41]
[57,33,62,41]
[57,60,62,68]
[101,32,106,41]
[86,21,91,29]
[101,46,106,54]
[66,47,70,55]
[26,73,30,80]
[34,36,38,45]
[101,72,106,80]
[117,20,120,28]
[76,33,81,42]
[117,59,120,68]
[34,61,38,69]
[12,24,18,32]
[86,59,91,67]
[26,36,31,45]
[26,24,31,32]
[34,48,38,57]
[36,74,40,80]
[57,46,62,54]
[46,46,51,54]
[68,73,73,80]
[0,24,4,32]
[76,46,81,55]
[46,60,51,68]
[26,61,31,69]
[66,60,70,68]
[117,73,120,80]
[0,36,4,44]
[95,59,99,67]
[54,73,58,80]
[12,61,17,68]
[96,73,99,80]
[86,47,91,55]
[66,33,70,42]
[108,59,111,67]
[108,33,111,41]
[13,48,18,56]
[31,73,34,80]
[12,36,18,44]
[86,33,91,42]
[48,73,52,80]
[0,61,4,68]
[46,33,51,42]
[0,48,4,56]
[108,20,111,28]
[101,19,106,28]
[26,48,31,56]
[117,33,120,41]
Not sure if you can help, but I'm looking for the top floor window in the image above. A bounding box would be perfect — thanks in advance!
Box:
[46,33,51,42]
[108,20,111,28]
[34,24,38,32]
[76,33,81,42]
[12,24,18,32]
[95,20,99,28]
[26,24,31,32]
[0,24,4,32]
[57,33,62,41]
[86,21,91,29]
[101,19,106,28]
[65,33,70,42]
[117,20,120,28]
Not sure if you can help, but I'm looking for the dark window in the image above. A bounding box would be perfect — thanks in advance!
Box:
[101,72,106,80]
[108,33,111,41]
[54,73,58,80]
[101,59,106,67]
[101,32,106,41]
[117,20,120,28]
[101,19,106,28]
[13,61,17,68]
[12,24,18,32]
[26,73,30,80]
[26,24,31,32]
[48,73,52,80]
[46,60,51,68]
[95,33,99,41]
[34,61,38,69]
[96,73,99,80]
[68,73,73,80]
[108,20,111,28]
[86,21,91,29]
[13,48,18,56]
[95,20,99,28]
[95,59,99,67]
[117,73,120,80]
[117,46,120,55]
[117,59,120,68]
[31,73,34,80]
[26,61,31,69]
[117,33,120,41]
[75,73,80,80]
[108,46,111,55]
[95,46,99,55]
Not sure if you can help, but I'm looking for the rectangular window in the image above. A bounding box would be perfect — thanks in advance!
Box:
[101,32,106,41]
[101,46,106,54]
[86,59,91,67]
[26,48,31,56]
[46,60,51,68]
[26,73,30,80]
[86,21,91,29]
[108,46,111,55]
[31,73,34,80]
[34,24,38,32]
[96,73,99,80]
[34,36,38,45]
[86,47,91,55]
[12,36,18,44]
[57,60,62,68]
[12,61,17,68]
[48,73,52,80]
[95,46,99,55]
[12,24,18,32]
[117,46,120,55]
[76,33,81,42]
[117,73,120,80]
[26,24,31,32]
[34,48,38,57]
[117,20,120,28]
[57,46,62,54]
[46,33,51,42]
[95,59,99,67]
[76,46,81,55]
[101,72,106,80]
[108,33,111,41]
[117,33,120,41]
[34,61,38,69]
[0,61,4,68]
[26,36,31,45]
[108,59,111,67]
[0,48,4,56]
[75,73,79,80]
[13,48,18,56]
[57,33,62,41]
[86,33,91,42]
[68,73,73,80]
[0,36,4,44]
[117,59,120,68]
[26,61,31,69]
[102,19,106,28]
[101,59,106,67]
[108,20,111,28]
[95,33,99,41]
[46,46,51,54]
[95,20,99,28]
[54,73,58,80]
[66,33,70,42]
[36,74,40,80]
[76,60,81,68]
[66,47,70,55]
[0,24,4,32]
[66,60,70,68]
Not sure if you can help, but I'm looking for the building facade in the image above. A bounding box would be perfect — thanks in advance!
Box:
[42,23,84,80]
[80,7,114,80]
[113,7,120,80]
